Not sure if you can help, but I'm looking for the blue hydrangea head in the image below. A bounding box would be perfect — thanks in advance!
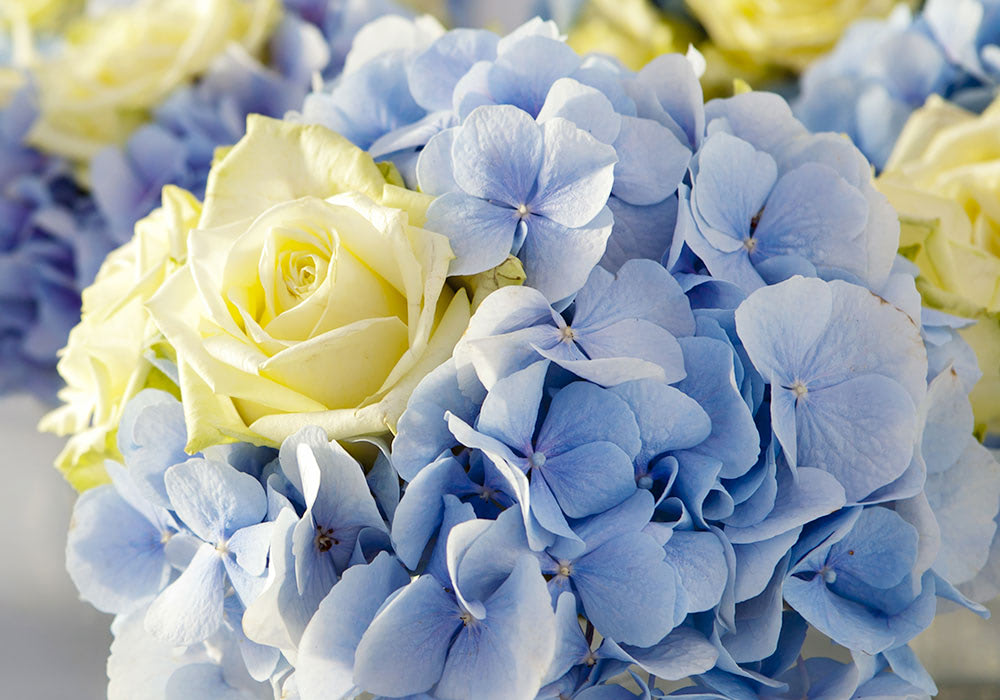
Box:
[0,91,113,398]
[672,93,899,296]
[794,0,1000,170]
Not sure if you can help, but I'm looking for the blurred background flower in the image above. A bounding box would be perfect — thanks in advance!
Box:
[795,0,1000,170]
[878,94,1000,439]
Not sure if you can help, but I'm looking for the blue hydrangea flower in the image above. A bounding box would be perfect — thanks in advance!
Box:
[142,457,272,646]
[420,104,616,302]
[794,0,1000,170]
[0,91,113,397]
[283,0,411,77]
[242,426,389,655]
[56,19,1000,698]
[296,513,557,700]
[735,276,927,503]
[783,506,936,655]
[671,93,898,296]
[303,19,708,281]
[454,258,693,391]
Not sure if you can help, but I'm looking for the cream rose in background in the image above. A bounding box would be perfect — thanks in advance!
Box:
[26,0,277,163]
[146,115,471,452]
[685,0,909,72]
[878,95,1000,437]
[39,186,199,490]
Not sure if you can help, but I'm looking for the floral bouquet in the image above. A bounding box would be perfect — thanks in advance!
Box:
[0,0,409,399]
[33,10,1000,700]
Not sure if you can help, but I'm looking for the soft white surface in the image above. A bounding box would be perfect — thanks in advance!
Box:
[0,394,110,699]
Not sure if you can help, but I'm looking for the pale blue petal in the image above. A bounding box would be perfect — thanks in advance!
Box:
[451,105,542,204]
[521,207,614,303]
[691,133,777,245]
[573,532,676,646]
[611,380,711,472]
[164,664,260,700]
[391,456,479,569]
[568,490,657,555]
[663,530,728,614]
[601,195,678,271]
[725,467,845,544]
[635,54,705,150]
[794,375,918,503]
[574,319,685,384]
[577,257,696,336]
[925,437,1000,584]
[436,556,555,700]
[145,543,226,645]
[296,552,410,700]
[117,389,188,510]
[675,337,760,479]
[227,522,273,577]
[165,459,267,544]
[722,558,787,663]
[542,442,637,518]
[425,192,520,277]
[621,626,718,680]
[353,575,462,696]
[733,276,833,388]
[487,36,582,117]
[753,164,870,283]
[408,29,499,112]
[466,324,564,390]
[537,77,622,144]
[544,592,591,684]
[922,366,975,474]
[530,474,580,544]
[415,128,459,196]
[291,514,338,602]
[393,359,485,482]
[531,117,617,228]
[66,485,172,614]
[612,115,689,207]
[782,574,896,655]
[536,380,641,457]
[704,92,807,154]
[732,528,801,603]
[476,360,547,454]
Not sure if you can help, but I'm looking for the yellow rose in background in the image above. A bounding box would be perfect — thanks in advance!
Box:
[566,0,691,71]
[146,115,471,452]
[877,95,1000,436]
[685,0,908,72]
[27,0,278,163]
[39,186,200,490]
[0,0,82,31]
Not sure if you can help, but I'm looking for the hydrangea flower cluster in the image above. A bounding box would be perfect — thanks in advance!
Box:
[58,15,1000,700]
[0,0,407,398]
[0,91,114,397]
[794,0,1000,170]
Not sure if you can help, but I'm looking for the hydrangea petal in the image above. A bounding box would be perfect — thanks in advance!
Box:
[451,105,542,205]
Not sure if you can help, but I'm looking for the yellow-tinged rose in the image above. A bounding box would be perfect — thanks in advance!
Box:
[146,115,472,452]
[27,0,278,162]
[39,186,201,490]
[0,0,81,31]
[877,94,1000,435]
[685,0,909,72]
[566,0,690,71]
